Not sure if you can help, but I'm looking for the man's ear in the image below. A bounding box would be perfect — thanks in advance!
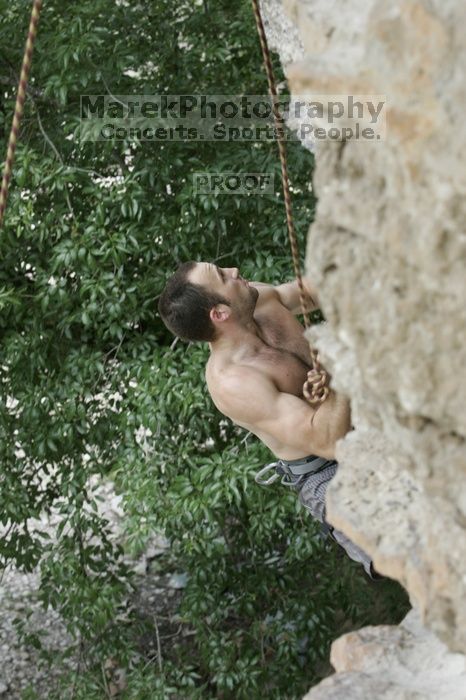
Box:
[210,304,231,324]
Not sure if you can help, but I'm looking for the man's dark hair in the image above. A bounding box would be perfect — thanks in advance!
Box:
[158,261,229,342]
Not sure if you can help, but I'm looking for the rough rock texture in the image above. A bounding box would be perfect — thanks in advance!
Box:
[303,610,466,700]
[260,0,466,690]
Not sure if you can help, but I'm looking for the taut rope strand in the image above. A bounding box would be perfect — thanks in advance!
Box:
[250,0,329,405]
[0,0,43,229]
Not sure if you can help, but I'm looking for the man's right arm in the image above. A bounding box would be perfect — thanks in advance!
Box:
[275,278,320,314]
[214,367,350,460]
[249,278,319,315]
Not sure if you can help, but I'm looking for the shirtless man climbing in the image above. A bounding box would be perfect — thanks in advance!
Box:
[158,261,350,460]
[158,261,378,578]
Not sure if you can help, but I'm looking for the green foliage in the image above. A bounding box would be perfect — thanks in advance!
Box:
[0,0,410,697]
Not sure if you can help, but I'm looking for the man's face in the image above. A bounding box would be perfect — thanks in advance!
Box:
[188,262,258,318]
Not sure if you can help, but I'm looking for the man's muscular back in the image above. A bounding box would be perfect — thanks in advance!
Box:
[206,283,351,461]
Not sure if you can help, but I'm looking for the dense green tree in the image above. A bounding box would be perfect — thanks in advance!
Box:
[0,1,409,697]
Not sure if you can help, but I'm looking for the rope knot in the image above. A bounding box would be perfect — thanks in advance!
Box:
[303,351,330,405]
[303,370,330,405]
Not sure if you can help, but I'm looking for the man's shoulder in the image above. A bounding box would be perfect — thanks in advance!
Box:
[207,360,268,393]
[206,359,272,413]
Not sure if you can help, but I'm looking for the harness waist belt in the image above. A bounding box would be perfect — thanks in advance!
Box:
[254,455,329,486]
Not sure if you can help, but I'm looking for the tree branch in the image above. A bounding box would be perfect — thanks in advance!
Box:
[33,102,76,222]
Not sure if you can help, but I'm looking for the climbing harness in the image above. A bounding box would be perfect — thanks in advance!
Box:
[0,0,43,229]
[251,0,329,406]
[255,454,330,487]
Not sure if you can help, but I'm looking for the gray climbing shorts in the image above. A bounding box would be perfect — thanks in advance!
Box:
[255,455,377,579]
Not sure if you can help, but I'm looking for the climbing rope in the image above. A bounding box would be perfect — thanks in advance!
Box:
[0,0,43,229]
[250,0,329,405]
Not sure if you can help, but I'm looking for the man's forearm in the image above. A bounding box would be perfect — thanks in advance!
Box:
[327,391,352,443]
[303,277,319,310]
[309,390,351,459]
[274,278,320,314]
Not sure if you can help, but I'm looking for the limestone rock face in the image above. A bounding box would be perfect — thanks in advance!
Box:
[260,0,466,664]
[303,610,466,700]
